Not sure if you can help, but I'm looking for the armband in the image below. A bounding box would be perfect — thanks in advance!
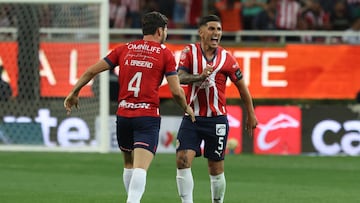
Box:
[235,69,243,80]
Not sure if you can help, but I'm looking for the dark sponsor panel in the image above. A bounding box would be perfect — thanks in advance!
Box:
[302,105,360,156]
[0,123,42,144]
[0,100,98,147]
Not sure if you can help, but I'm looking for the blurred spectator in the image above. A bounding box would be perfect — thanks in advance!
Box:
[214,0,243,32]
[0,6,11,27]
[39,5,52,27]
[52,5,89,28]
[0,5,11,39]
[141,0,160,14]
[347,0,360,19]
[319,0,337,13]
[122,0,141,28]
[301,0,330,30]
[276,0,301,30]
[173,0,191,29]
[0,59,12,101]
[158,0,175,22]
[241,0,267,30]
[330,0,352,30]
[253,0,278,41]
[51,4,100,40]
[188,0,202,28]
[342,17,360,44]
[299,0,330,42]
[276,0,302,41]
[109,0,126,28]
[109,0,141,28]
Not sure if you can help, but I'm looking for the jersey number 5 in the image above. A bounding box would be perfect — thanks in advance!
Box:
[128,72,142,97]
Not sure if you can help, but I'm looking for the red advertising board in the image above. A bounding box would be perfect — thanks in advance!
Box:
[1,43,359,99]
[0,42,98,97]
[162,44,360,99]
[226,105,243,154]
[253,106,302,155]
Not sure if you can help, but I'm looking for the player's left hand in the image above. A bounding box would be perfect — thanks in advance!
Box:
[245,115,258,137]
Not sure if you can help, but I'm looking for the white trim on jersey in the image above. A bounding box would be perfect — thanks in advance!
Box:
[210,49,227,116]
[189,44,200,115]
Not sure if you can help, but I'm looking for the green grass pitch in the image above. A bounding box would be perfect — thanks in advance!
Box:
[0,151,359,203]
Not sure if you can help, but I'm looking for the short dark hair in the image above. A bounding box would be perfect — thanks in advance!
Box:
[142,11,168,35]
[198,15,221,27]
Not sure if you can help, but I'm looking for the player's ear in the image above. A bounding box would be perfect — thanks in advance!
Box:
[157,27,163,37]
[198,28,203,38]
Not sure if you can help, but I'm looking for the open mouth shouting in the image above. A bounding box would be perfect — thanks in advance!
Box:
[210,36,219,46]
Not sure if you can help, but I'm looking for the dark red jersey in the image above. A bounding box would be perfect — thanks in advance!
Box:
[105,40,177,117]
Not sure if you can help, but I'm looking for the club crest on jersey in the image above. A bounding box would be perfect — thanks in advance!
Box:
[182,46,190,53]
[180,46,190,60]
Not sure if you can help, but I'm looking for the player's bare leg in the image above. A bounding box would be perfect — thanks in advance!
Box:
[126,148,154,203]
[208,160,226,203]
[122,151,133,193]
[176,149,196,203]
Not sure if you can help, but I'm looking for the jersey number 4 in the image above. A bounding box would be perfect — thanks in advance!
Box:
[128,72,142,97]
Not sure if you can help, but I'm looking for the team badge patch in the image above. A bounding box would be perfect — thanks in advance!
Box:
[216,124,226,136]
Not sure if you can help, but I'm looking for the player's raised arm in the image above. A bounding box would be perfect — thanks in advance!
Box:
[178,64,213,84]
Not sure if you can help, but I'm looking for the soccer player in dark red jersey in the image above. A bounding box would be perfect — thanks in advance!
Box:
[64,11,195,203]
[175,15,258,203]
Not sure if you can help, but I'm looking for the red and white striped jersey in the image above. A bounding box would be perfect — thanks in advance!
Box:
[276,0,301,30]
[105,39,177,117]
[178,43,242,117]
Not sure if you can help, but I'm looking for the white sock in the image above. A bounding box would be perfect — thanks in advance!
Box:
[210,173,226,203]
[123,168,133,193]
[176,168,194,203]
[126,168,147,203]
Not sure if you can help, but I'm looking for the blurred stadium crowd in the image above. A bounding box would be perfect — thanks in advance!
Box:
[107,0,360,43]
[0,0,360,43]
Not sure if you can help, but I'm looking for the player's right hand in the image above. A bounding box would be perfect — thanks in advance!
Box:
[200,64,214,80]
[185,105,196,122]
[64,94,79,115]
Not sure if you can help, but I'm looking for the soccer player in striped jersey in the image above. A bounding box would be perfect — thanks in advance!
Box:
[175,15,258,203]
[64,11,195,203]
